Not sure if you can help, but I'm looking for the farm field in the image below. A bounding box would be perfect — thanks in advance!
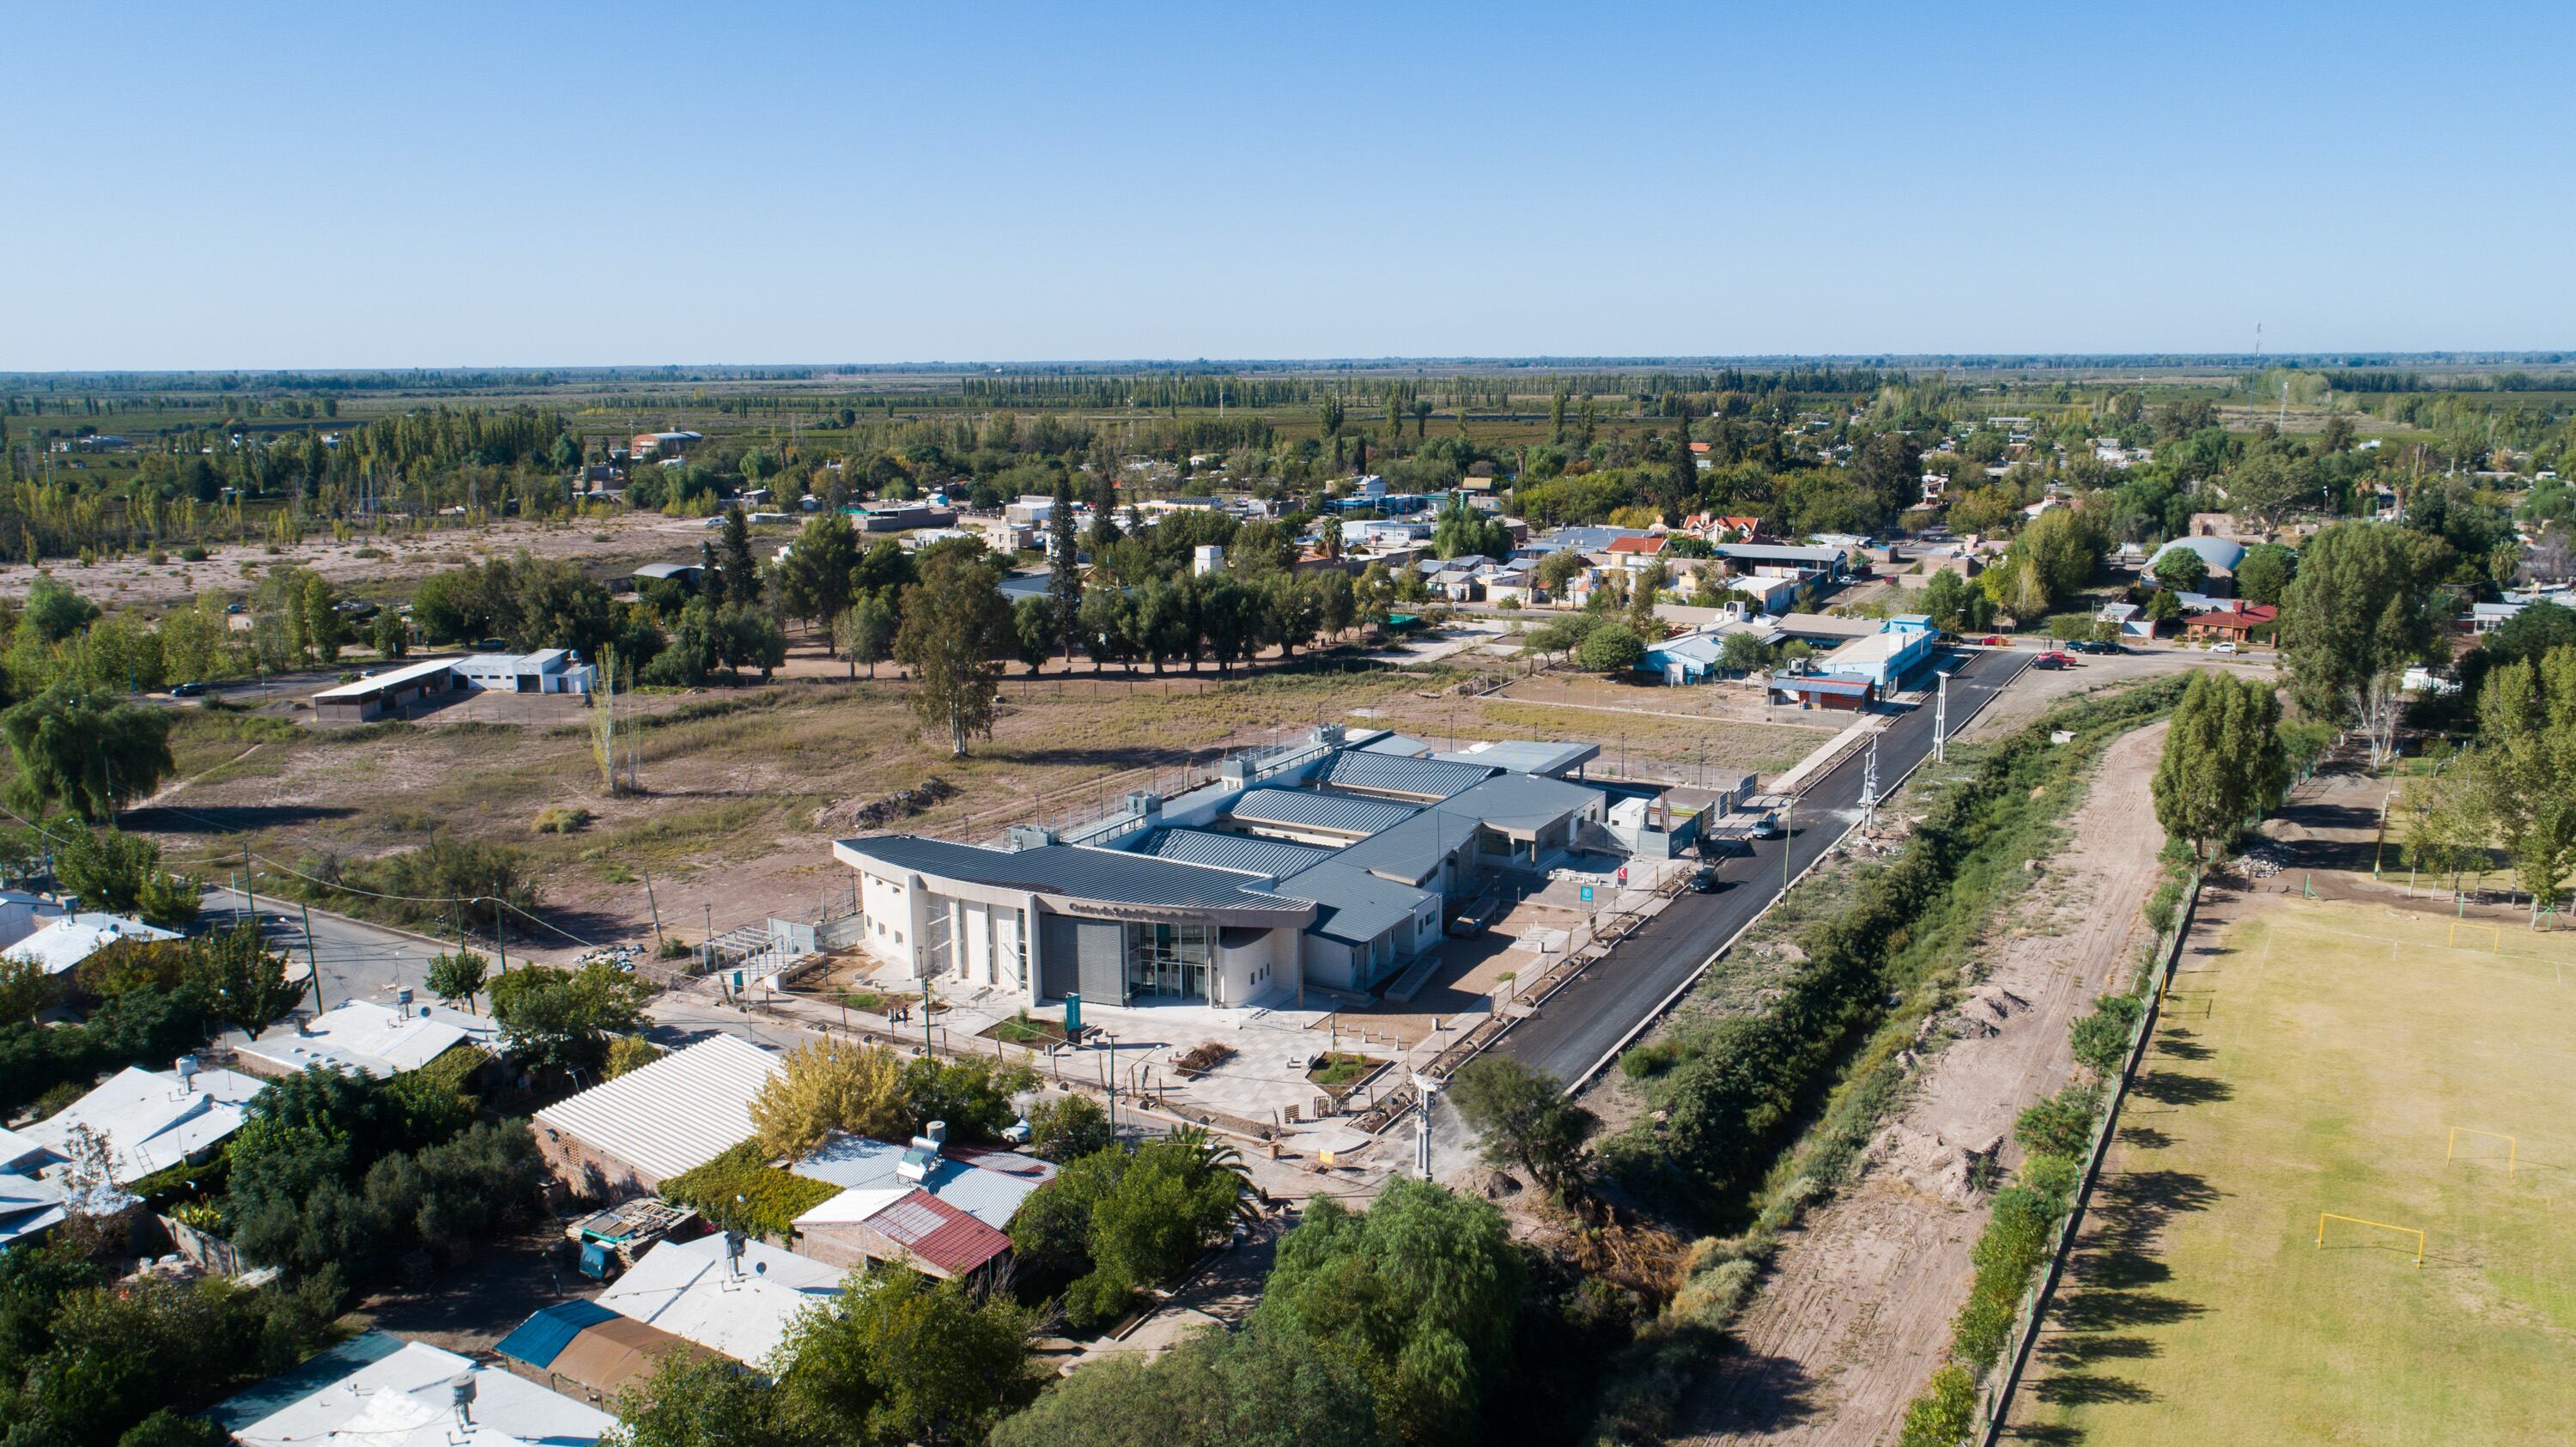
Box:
[2009,891,2576,1444]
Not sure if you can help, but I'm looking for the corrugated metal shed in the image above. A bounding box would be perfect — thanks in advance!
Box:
[835,836,1303,912]
[532,1035,779,1183]
[1227,788,1422,837]
[1321,750,1497,800]
[1140,829,1334,879]
[495,1300,620,1371]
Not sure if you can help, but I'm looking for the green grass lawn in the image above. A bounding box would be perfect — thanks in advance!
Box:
[2012,897,2576,1444]
[1308,1051,1378,1089]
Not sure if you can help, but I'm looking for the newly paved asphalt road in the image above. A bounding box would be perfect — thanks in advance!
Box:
[1498,647,2032,1088]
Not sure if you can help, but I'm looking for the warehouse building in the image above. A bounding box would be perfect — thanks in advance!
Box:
[531,1036,779,1199]
[310,648,596,724]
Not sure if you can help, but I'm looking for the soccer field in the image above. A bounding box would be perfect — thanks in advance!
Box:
[2008,896,2576,1444]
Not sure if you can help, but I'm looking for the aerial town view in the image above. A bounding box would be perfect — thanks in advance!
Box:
[0,5,2567,1447]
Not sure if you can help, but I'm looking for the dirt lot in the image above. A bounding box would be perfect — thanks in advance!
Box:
[1680,720,2172,1444]
[0,510,720,612]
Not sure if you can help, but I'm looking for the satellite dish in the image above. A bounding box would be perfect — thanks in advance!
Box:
[754,1261,767,1276]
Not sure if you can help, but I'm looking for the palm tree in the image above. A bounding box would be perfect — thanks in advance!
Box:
[1170,1124,1262,1227]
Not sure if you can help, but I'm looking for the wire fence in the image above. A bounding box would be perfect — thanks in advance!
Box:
[1976,866,2203,1440]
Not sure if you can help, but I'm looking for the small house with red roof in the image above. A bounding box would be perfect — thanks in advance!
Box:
[2184,603,2278,644]
[789,1127,1055,1288]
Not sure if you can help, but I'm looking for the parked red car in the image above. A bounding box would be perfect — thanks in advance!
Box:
[2032,651,2073,669]
[1977,635,2010,648]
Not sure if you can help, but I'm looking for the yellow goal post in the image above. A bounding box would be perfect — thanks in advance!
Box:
[2446,1127,2519,1175]
[2449,921,2500,951]
[2316,1213,2424,1267]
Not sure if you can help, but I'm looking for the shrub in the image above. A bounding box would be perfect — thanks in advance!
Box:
[2143,877,2183,937]
[604,1036,664,1079]
[2014,1083,2103,1161]
[2069,994,2144,1076]
[660,1141,839,1237]
[179,544,210,562]
[532,804,593,834]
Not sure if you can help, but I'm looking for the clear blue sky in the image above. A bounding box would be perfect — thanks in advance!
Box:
[5,1,2569,368]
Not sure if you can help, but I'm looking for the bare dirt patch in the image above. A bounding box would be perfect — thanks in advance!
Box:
[1680,720,2171,1445]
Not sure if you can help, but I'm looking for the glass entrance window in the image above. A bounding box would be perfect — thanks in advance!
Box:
[1124,921,1212,999]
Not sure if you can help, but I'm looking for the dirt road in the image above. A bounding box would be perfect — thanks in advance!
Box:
[1680,720,2171,1445]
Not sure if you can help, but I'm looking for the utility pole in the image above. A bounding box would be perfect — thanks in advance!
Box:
[1782,795,1795,891]
[643,872,663,947]
[241,844,256,926]
[299,904,325,1013]
[493,890,507,979]
[1934,671,1948,764]
[1860,735,1880,832]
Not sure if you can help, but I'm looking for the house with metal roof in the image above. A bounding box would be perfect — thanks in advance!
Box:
[496,1299,712,1403]
[788,1128,1048,1284]
[222,1335,616,1447]
[531,1036,781,1199]
[595,1233,844,1367]
[18,1061,264,1185]
[240,997,499,1081]
[4,912,175,976]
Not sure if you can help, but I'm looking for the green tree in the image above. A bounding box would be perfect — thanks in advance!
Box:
[1012,595,1060,675]
[1448,1055,1593,1199]
[21,573,100,643]
[611,1352,789,1447]
[185,921,307,1044]
[1254,1181,1525,1447]
[2147,544,2209,594]
[990,1320,1387,1447]
[1718,629,1771,675]
[487,962,651,1071]
[779,515,861,637]
[1025,1094,1112,1163]
[894,553,1015,756]
[1575,622,1646,674]
[2014,1082,2103,1159]
[2233,541,2297,605]
[2150,670,2286,860]
[715,507,763,605]
[1897,1365,1978,1447]
[52,821,201,927]
[1046,477,1084,663]
[776,1270,1037,1447]
[605,1035,664,1078]
[2279,521,2448,768]
[157,598,234,685]
[300,574,344,664]
[2467,646,2576,923]
[1,686,174,820]
[368,608,409,660]
[424,949,489,1015]
[835,595,897,679]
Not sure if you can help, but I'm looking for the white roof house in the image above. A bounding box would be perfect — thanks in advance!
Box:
[0,1170,70,1249]
[243,999,501,1080]
[7,912,178,976]
[19,1063,265,1183]
[597,1232,845,1366]
[532,1035,780,1185]
[226,1335,613,1447]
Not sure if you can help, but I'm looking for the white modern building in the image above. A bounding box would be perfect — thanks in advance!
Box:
[834,726,1697,1004]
